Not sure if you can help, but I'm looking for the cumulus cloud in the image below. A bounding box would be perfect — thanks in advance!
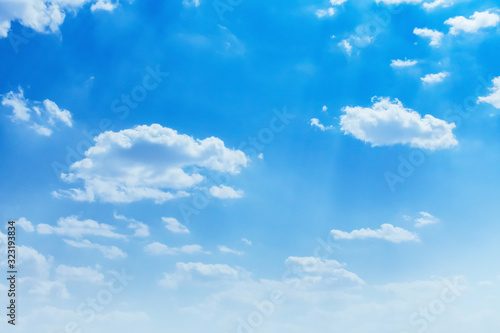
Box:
[90,0,118,12]
[218,245,244,255]
[162,217,190,234]
[17,217,35,232]
[338,39,352,56]
[391,59,418,67]
[315,8,335,18]
[413,27,444,46]
[330,224,420,243]
[209,185,244,199]
[421,71,449,84]
[445,10,500,35]
[1,87,72,135]
[36,216,125,239]
[159,262,241,289]
[144,242,207,255]
[340,97,458,150]
[414,211,439,227]
[0,0,119,38]
[478,76,500,109]
[310,118,334,131]
[53,124,248,203]
[113,212,149,238]
[63,239,127,259]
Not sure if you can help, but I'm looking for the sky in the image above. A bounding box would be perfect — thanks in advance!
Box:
[1,0,500,332]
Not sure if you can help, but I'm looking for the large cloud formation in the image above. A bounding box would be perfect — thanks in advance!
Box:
[0,0,118,38]
[54,124,248,203]
[340,97,458,150]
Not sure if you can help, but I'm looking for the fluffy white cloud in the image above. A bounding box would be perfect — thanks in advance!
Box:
[64,239,127,259]
[162,217,190,234]
[90,0,118,12]
[310,118,334,131]
[478,76,500,109]
[218,245,244,255]
[338,39,352,56]
[330,0,347,4]
[18,245,53,278]
[113,212,149,237]
[340,97,458,150]
[284,256,365,286]
[414,27,444,46]
[36,216,125,239]
[144,242,207,255]
[0,0,119,38]
[1,87,72,136]
[159,262,241,289]
[209,185,244,199]
[421,71,449,83]
[330,223,420,243]
[55,265,104,283]
[54,124,248,203]
[17,217,35,232]
[391,59,418,67]
[445,10,500,35]
[415,211,439,227]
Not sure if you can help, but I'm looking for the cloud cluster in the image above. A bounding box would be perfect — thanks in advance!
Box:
[330,223,420,243]
[478,76,500,109]
[54,124,248,203]
[0,0,119,38]
[340,97,458,150]
[1,87,72,136]
[445,10,500,35]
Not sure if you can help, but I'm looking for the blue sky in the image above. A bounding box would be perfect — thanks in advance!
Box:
[1,0,500,332]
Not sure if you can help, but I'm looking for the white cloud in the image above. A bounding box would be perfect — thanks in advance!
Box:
[54,124,248,203]
[423,0,453,10]
[445,10,500,35]
[55,265,104,283]
[145,242,207,255]
[414,27,444,46]
[310,118,334,131]
[338,39,352,56]
[391,59,418,67]
[340,97,458,150]
[64,239,127,259]
[91,0,118,12]
[17,217,35,232]
[330,223,420,243]
[1,87,73,135]
[159,262,241,289]
[28,280,70,298]
[421,71,449,84]
[241,238,252,246]
[414,211,439,227]
[113,212,149,237]
[18,245,53,278]
[36,216,125,239]
[315,8,335,18]
[218,245,244,255]
[0,0,119,38]
[330,0,347,4]
[376,0,453,9]
[162,217,190,234]
[478,76,500,109]
[284,256,365,286]
[182,0,200,7]
[322,105,328,112]
[209,185,244,199]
